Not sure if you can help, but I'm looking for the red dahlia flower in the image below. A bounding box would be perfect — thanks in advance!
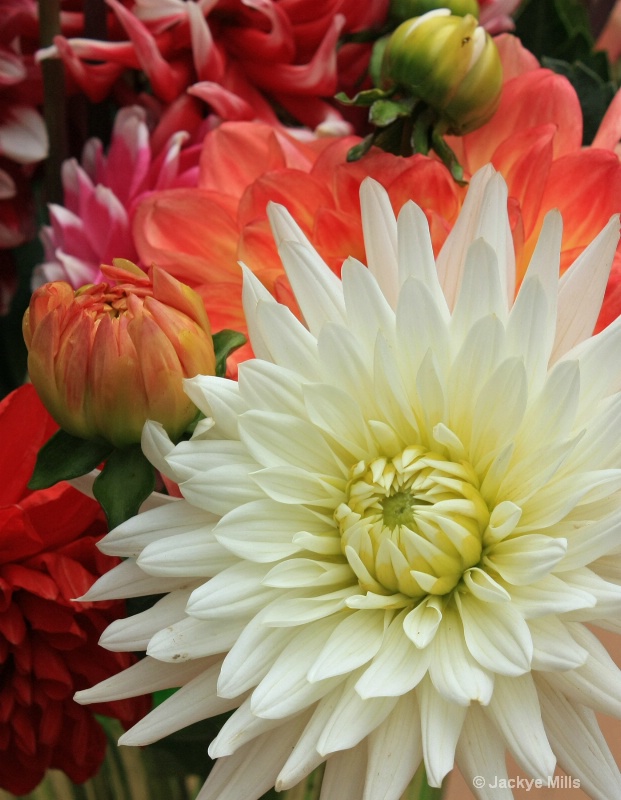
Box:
[0,384,150,795]
[39,0,389,131]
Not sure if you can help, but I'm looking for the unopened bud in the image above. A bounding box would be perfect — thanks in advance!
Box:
[381,9,502,134]
[23,260,216,448]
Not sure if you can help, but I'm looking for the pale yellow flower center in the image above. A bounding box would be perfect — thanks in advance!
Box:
[335,446,490,599]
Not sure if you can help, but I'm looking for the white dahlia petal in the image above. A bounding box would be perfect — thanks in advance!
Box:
[183,374,246,438]
[199,717,311,800]
[255,300,321,379]
[484,674,555,778]
[240,263,278,362]
[537,677,621,800]
[317,673,398,756]
[529,616,589,671]
[209,696,292,758]
[80,557,188,601]
[428,605,494,705]
[119,661,236,746]
[553,215,620,360]
[320,744,368,800]
[456,705,513,800]
[457,594,533,675]
[250,621,346,719]
[360,178,399,307]
[99,590,193,651]
[355,608,431,698]
[137,528,233,576]
[418,675,468,787]
[81,165,621,800]
[396,201,449,316]
[363,691,422,800]
[307,609,387,681]
[75,655,211,704]
[146,616,245,662]
[277,238,346,335]
[97,499,212,557]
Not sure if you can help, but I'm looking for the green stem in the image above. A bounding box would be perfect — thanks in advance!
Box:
[403,764,445,800]
[430,122,466,185]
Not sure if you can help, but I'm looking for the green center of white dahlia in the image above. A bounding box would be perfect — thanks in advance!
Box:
[335,445,490,599]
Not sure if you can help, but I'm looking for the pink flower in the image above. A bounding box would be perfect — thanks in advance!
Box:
[39,0,389,131]
[478,0,521,34]
[36,104,205,288]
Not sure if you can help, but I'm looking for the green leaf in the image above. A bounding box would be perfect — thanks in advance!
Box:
[153,688,178,706]
[369,97,416,126]
[28,429,113,490]
[514,0,593,63]
[212,329,247,377]
[93,445,156,529]
[543,55,616,144]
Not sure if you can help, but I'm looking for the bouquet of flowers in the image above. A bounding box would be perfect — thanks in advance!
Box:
[3,1,621,799]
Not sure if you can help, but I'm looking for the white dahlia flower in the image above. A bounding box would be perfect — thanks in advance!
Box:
[77,165,621,800]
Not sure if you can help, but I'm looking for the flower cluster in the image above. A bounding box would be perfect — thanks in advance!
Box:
[40,0,389,131]
[5,1,621,798]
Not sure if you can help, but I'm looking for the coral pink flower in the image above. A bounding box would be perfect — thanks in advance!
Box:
[40,0,389,131]
[132,42,621,371]
[596,0,621,65]
[0,383,150,795]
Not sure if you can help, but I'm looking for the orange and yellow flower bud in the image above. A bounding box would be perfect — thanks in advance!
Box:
[381,9,502,134]
[23,259,216,448]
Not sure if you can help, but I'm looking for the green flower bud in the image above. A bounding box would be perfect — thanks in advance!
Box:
[390,0,479,22]
[381,9,503,134]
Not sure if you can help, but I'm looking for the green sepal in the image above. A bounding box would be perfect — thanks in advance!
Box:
[336,86,392,107]
[93,444,156,530]
[212,329,247,377]
[346,134,375,162]
[369,96,416,126]
[28,429,113,490]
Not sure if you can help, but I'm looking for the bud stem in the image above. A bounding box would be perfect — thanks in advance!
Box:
[431,122,465,183]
